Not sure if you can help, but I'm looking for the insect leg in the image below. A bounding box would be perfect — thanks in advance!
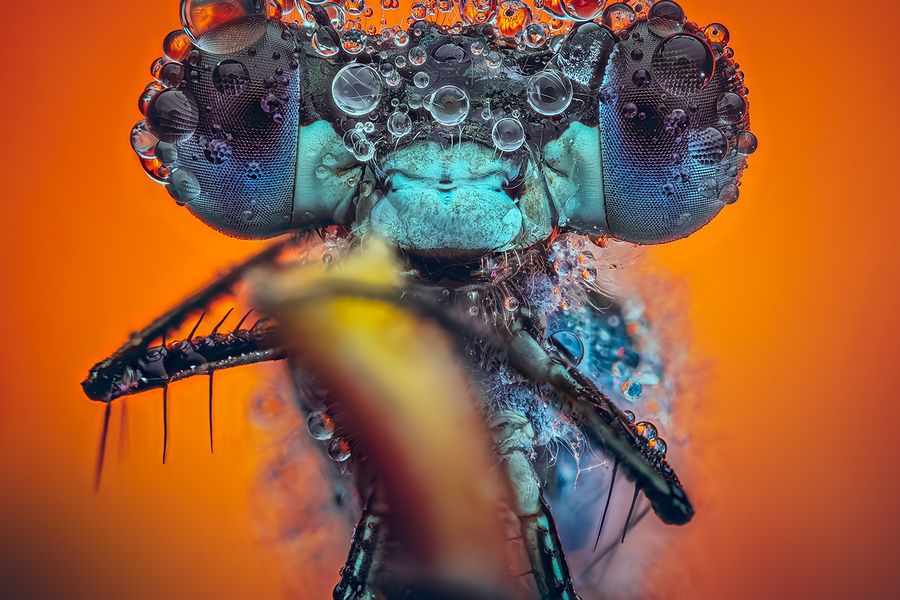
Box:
[333,492,388,600]
[490,412,577,600]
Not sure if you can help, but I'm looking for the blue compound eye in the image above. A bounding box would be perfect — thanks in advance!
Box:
[137,13,302,239]
[597,17,756,244]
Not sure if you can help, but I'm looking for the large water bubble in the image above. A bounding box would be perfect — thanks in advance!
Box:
[527,70,573,116]
[180,0,267,52]
[652,33,715,95]
[427,86,470,126]
[332,63,383,116]
[492,118,525,152]
[146,89,200,142]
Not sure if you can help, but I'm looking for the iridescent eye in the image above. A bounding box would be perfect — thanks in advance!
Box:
[595,18,755,244]
[136,16,302,238]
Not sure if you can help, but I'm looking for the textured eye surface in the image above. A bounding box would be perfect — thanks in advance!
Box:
[598,17,755,244]
[137,15,301,238]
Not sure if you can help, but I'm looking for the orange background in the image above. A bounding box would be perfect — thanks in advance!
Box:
[1,1,898,598]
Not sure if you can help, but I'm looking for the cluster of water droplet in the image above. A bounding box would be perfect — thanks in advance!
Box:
[306,409,354,462]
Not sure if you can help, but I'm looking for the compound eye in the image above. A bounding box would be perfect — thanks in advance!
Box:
[597,10,757,244]
[134,10,302,239]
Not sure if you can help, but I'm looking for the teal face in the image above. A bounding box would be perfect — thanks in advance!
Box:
[364,141,545,260]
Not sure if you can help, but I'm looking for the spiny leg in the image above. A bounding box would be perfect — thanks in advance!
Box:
[334,492,388,600]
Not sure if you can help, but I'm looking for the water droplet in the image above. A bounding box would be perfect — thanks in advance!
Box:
[311,27,340,57]
[632,68,651,87]
[648,437,667,457]
[527,70,573,116]
[560,0,604,22]
[387,111,412,137]
[428,85,469,126]
[213,59,250,96]
[719,182,740,204]
[652,33,714,95]
[163,30,195,62]
[503,296,520,312]
[635,421,657,441]
[341,29,367,54]
[327,437,352,461]
[704,22,730,45]
[621,380,643,400]
[146,89,200,142]
[130,120,159,159]
[689,127,728,165]
[394,30,410,47]
[413,71,431,88]
[332,63,383,116]
[408,45,427,66]
[496,0,532,38]
[307,410,336,440]
[167,169,202,205]
[622,101,638,119]
[580,265,597,282]
[717,92,746,124]
[141,156,172,183]
[180,0,267,52]
[647,1,685,37]
[549,331,585,366]
[602,3,636,32]
[737,131,758,155]
[623,409,636,423]
[491,118,525,152]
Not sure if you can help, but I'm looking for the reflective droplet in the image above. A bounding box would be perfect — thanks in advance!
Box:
[409,45,427,66]
[717,92,746,124]
[341,29,367,54]
[635,421,657,441]
[332,63,383,116]
[621,380,643,400]
[180,0,267,51]
[394,30,410,47]
[130,120,159,159]
[622,101,638,119]
[163,30,195,62]
[312,27,340,57]
[648,437,668,457]
[140,156,172,184]
[485,50,502,68]
[167,169,202,205]
[527,70,573,116]
[413,71,431,88]
[344,0,365,14]
[647,0,685,37]
[307,410,336,441]
[213,59,250,96]
[327,437,352,461]
[704,22,730,45]
[689,127,728,165]
[491,118,525,152]
[624,409,636,423]
[160,62,186,89]
[549,330,585,366]
[496,0,532,38]
[580,266,597,283]
[652,33,714,95]
[387,111,412,137]
[665,108,689,134]
[632,68,651,87]
[560,0,604,22]
[503,296,520,312]
[736,131,758,155]
[428,85,469,126]
[602,3,636,32]
[146,89,200,142]
[521,23,547,48]
[719,182,740,204]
